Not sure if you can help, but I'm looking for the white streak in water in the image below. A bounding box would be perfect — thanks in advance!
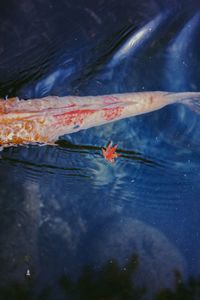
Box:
[164,12,200,91]
[108,12,169,68]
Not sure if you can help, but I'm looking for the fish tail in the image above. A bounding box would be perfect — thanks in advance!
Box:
[164,92,200,114]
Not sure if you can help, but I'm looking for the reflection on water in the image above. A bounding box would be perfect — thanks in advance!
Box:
[0,0,200,299]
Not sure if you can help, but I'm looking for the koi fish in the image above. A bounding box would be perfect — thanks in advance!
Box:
[102,142,121,163]
[0,91,200,147]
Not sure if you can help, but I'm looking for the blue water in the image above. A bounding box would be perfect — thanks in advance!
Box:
[0,0,200,299]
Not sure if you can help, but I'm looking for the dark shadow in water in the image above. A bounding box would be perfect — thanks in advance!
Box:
[0,254,200,300]
[56,139,160,167]
[59,254,145,300]
[0,281,52,300]
[70,23,139,91]
[156,271,200,300]
[1,154,90,178]
[0,141,159,176]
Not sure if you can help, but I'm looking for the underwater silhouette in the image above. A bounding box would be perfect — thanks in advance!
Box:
[0,255,200,300]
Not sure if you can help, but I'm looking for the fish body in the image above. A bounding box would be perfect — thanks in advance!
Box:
[0,91,199,146]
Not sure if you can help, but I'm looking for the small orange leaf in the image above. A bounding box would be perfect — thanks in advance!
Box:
[102,141,121,163]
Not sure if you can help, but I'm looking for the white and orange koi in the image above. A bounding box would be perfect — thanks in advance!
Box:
[0,91,199,147]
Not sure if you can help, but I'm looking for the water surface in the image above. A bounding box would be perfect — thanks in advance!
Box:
[0,1,200,299]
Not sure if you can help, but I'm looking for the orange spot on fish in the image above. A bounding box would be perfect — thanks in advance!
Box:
[54,109,96,126]
[102,141,121,163]
[103,106,123,121]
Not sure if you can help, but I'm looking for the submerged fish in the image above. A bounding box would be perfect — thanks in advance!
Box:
[0,91,200,147]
